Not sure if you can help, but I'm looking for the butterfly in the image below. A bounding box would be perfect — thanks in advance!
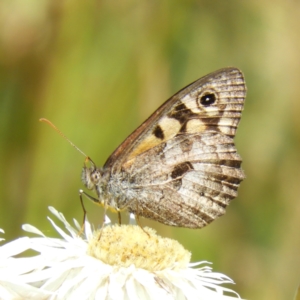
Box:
[81,67,246,228]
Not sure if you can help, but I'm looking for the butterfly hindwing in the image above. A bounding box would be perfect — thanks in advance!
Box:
[121,131,244,228]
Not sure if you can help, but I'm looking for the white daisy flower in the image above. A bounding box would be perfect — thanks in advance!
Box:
[0,207,243,300]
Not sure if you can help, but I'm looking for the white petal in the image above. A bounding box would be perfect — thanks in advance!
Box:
[84,218,93,241]
[124,275,148,300]
[47,217,78,243]
[0,280,52,299]
[129,213,136,225]
[22,224,46,237]
[133,268,174,299]
[0,237,31,259]
[73,218,82,231]
[104,214,111,225]
[94,280,109,300]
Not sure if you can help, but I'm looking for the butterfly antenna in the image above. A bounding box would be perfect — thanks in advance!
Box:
[39,118,96,166]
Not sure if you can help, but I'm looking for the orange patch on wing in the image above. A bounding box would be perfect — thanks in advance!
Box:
[130,134,162,158]
[124,117,181,167]
[123,135,163,168]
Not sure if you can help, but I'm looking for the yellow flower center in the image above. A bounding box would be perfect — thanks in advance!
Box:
[87,225,191,272]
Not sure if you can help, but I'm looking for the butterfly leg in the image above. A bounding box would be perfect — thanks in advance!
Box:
[78,189,88,236]
[126,199,149,237]
[135,214,150,237]
[118,210,122,225]
[78,189,107,237]
[134,201,142,227]
[137,215,149,237]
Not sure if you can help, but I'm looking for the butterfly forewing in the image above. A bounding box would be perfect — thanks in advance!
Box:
[105,68,245,171]
[99,67,246,228]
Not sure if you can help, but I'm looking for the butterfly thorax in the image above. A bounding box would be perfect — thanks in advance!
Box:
[81,165,132,210]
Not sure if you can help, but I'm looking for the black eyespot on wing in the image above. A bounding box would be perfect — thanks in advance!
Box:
[153,125,164,140]
[171,162,194,179]
[200,93,216,106]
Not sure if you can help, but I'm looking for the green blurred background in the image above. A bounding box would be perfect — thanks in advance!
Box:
[0,0,300,299]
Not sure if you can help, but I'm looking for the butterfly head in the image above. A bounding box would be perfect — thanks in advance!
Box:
[81,157,108,192]
[82,166,100,189]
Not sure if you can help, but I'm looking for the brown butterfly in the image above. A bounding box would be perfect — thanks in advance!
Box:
[81,67,246,228]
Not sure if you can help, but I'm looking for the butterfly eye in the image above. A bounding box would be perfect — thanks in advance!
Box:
[91,169,102,184]
[200,93,216,106]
